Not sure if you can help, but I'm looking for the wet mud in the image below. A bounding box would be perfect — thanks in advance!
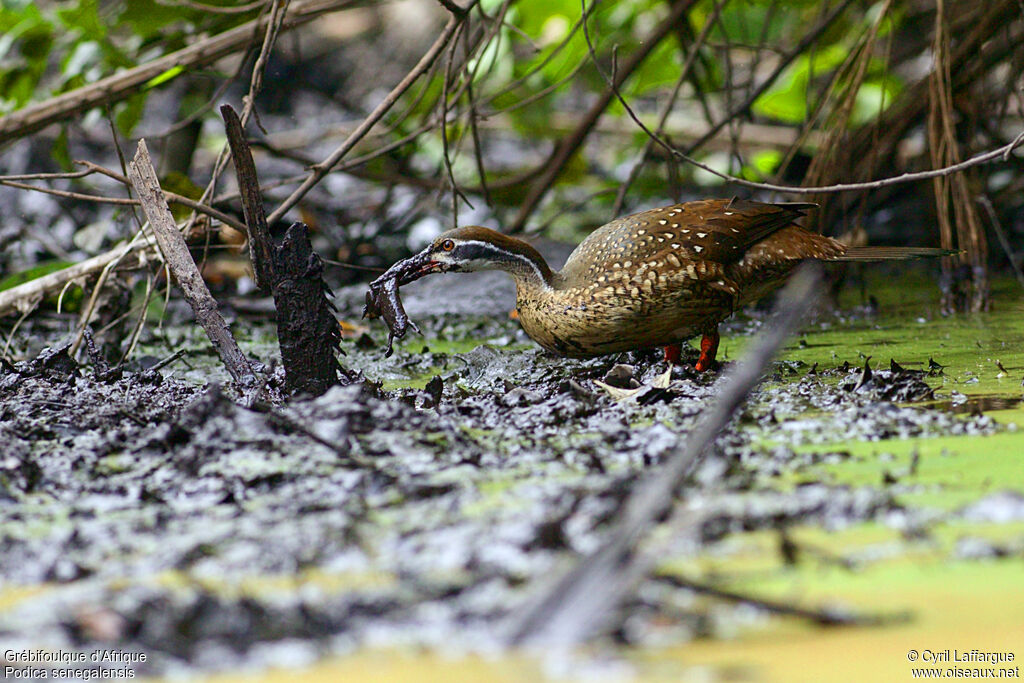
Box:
[0,267,1016,678]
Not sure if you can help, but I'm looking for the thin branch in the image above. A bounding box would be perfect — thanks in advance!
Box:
[266,7,477,225]
[0,179,138,205]
[656,574,908,627]
[75,161,247,231]
[977,195,1024,288]
[0,0,351,143]
[440,22,473,224]
[509,0,698,232]
[464,25,493,207]
[154,0,267,13]
[674,125,1022,194]
[0,169,93,181]
[591,27,1024,196]
[0,164,247,232]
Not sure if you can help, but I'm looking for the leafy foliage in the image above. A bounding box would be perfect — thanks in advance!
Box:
[0,0,257,128]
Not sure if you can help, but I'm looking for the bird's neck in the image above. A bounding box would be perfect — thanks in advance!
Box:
[476,234,555,294]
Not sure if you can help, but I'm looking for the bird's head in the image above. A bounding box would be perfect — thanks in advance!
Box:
[370,226,553,291]
[413,226,522,273]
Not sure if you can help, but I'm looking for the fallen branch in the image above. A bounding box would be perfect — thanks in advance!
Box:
[0,239,150,319]
[127,140,256,388]
[0,0,352,143]
[505,264,822,649]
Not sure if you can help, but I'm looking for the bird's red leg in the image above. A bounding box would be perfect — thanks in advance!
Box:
[694,329,720,372]
[663,343,682,364]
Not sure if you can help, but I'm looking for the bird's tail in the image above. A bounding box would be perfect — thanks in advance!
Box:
[828,246,960,262]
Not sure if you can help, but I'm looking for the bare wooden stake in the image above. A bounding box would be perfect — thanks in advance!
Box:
[221,105,275,292]
[127,139,256,388]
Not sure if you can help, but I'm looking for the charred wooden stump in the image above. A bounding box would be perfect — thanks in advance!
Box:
[221,104,344,396]
[273,221,342,395]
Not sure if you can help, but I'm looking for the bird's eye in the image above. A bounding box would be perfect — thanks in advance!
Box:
[441,239,455,252]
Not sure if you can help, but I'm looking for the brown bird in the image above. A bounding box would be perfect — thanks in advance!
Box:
[378,198,950,370]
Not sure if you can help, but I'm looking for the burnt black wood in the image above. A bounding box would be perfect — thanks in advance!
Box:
[221,104,342,396]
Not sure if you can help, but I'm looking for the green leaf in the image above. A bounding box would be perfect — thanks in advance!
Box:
[744,149,783,180]
[752,44,847,123]
[115,91,148,136]
[53,126,73,170]
[0,260,75,292]
[61,40,101,80]
[56,0,105,41]
[143,65,184,90]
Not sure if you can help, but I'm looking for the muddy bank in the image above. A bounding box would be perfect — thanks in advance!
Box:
[0,268,1016,678]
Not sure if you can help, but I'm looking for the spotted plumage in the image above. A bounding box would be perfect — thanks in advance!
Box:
[387,197,951,370]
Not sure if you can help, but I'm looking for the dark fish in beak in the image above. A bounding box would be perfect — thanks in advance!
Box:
[363,247,442,357]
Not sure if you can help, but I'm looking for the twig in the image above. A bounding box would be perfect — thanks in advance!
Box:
[248,402,382,471]
[464,44,493,207]
[148,349,187,373]
[0,178,137,204]
[117,271,155,366]
[220,105,276,291]
[0,0,352,143]
[589,24,1024,196]
[440,22,473,224]
[266,6,478,225]
[0,162,247,232]
[509,0,697,232]
[505,265,823,649]
[0,239,149,319]
[977,195,1024,288]
[154,0,267,14]
[1,305,36,361]
[76,161,248,231]
[0,169,93,181]
[656,574,909,627]
[127,140,256,388]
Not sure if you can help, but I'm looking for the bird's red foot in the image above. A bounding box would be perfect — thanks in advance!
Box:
[663,343,682,364]
[694,330,720,372]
